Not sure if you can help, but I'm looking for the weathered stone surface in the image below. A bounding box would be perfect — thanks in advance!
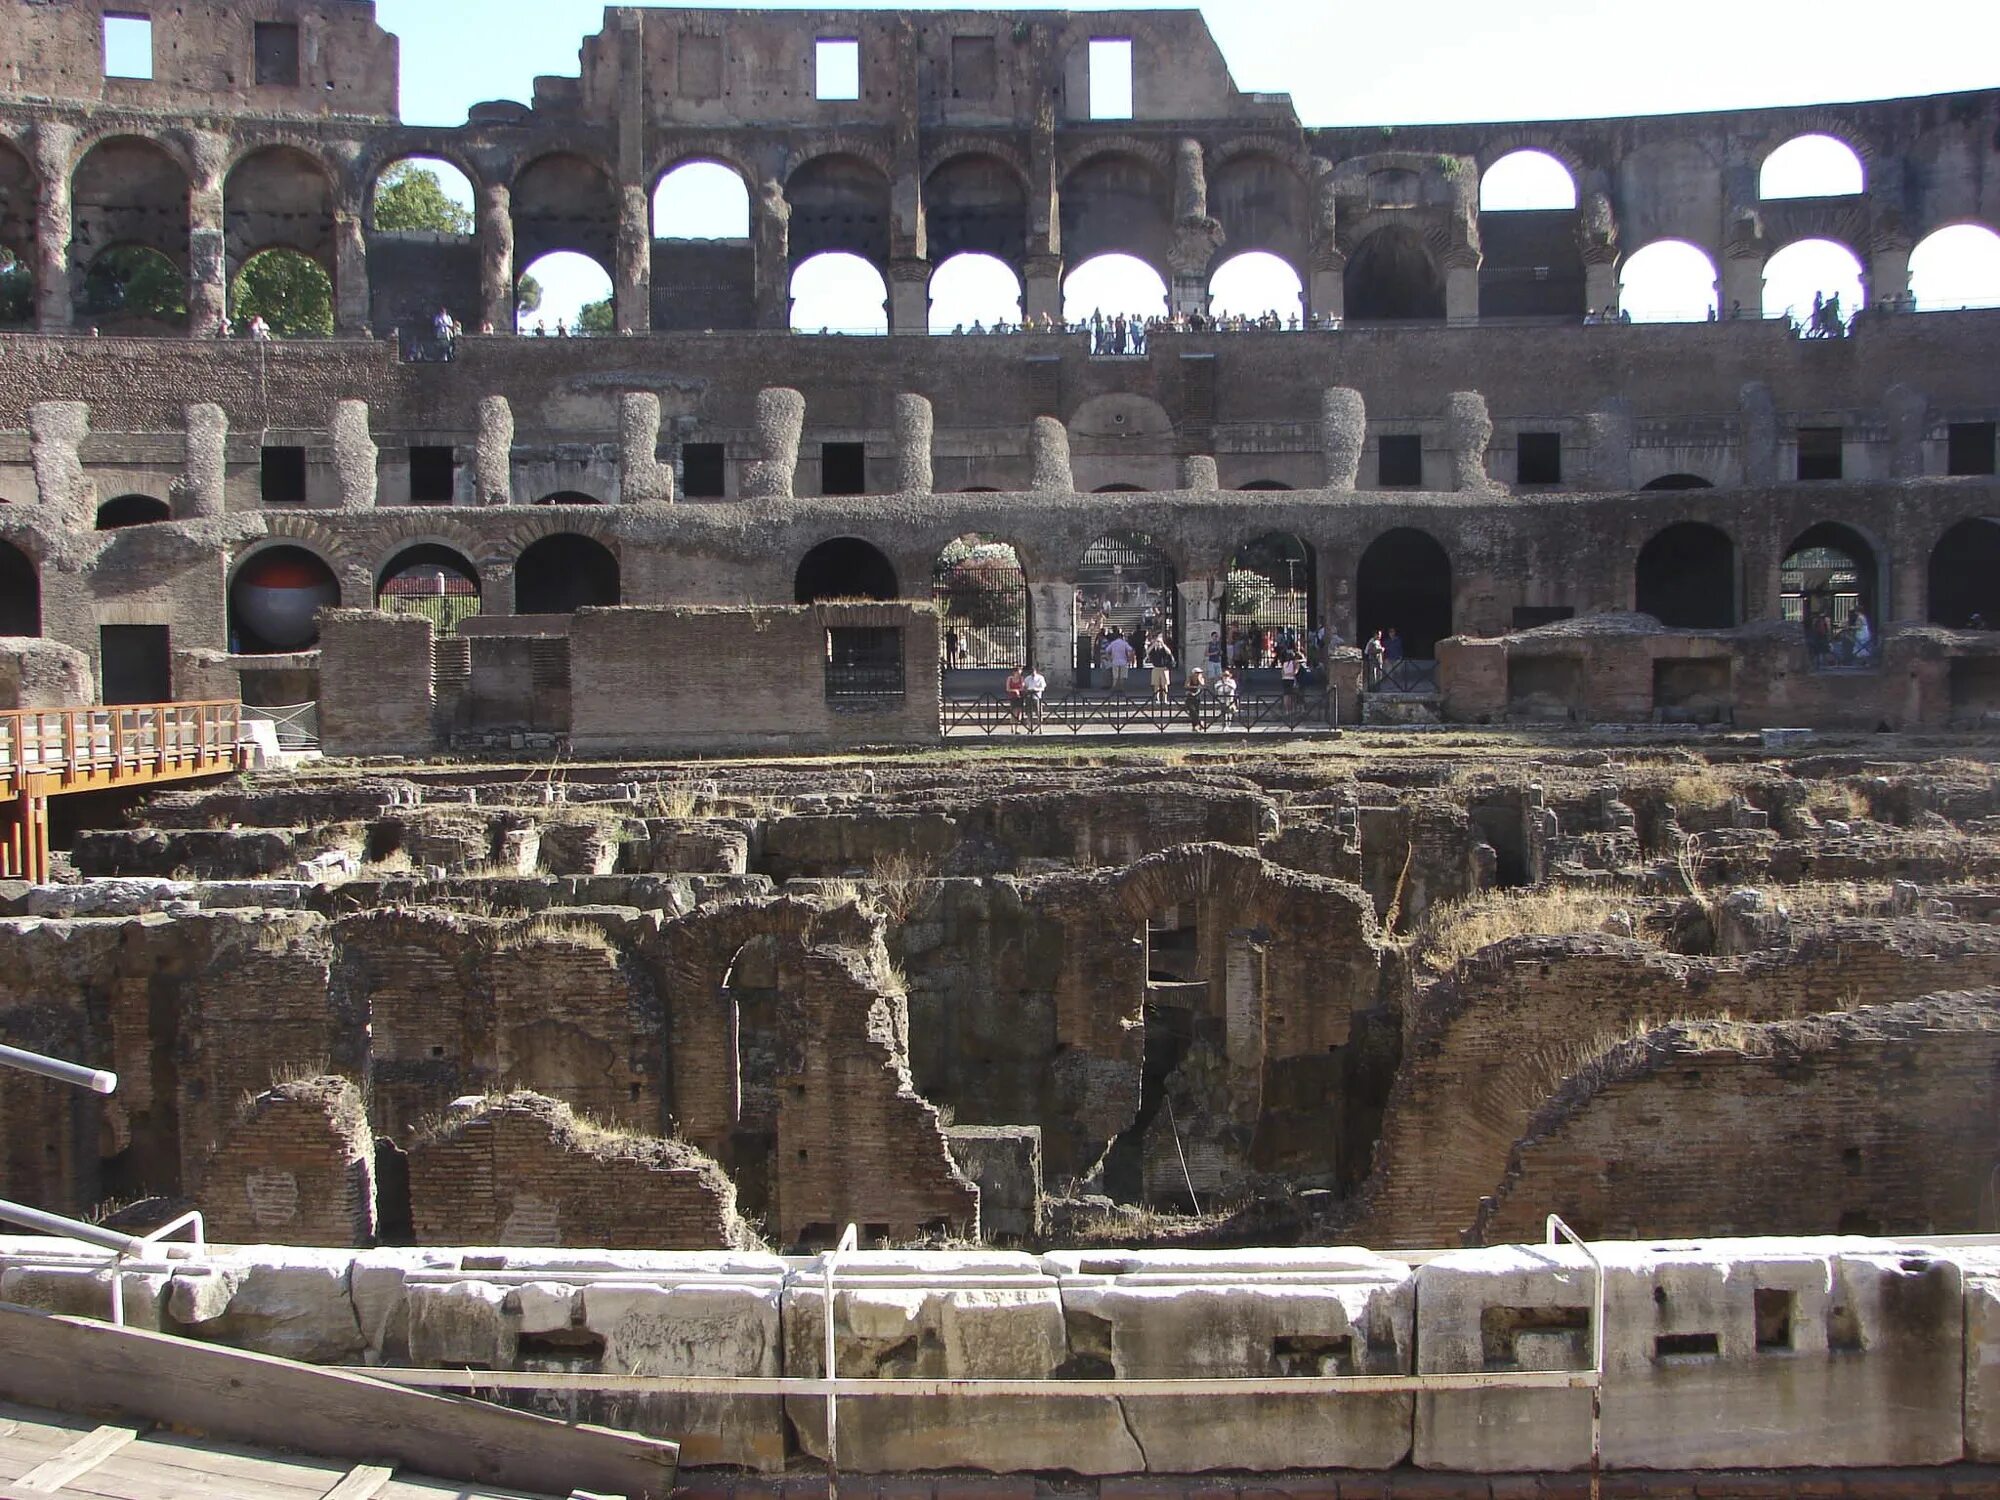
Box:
[29,400,92,527]
[1321,387,1367,489]
[330,399,378,509]
[171,1248,366,1363]
[475,394,514,504]
[1028,416,1073,493]
[895,393,934,494]
[619,392,674,504]
[407,1278,516,1367]
[175,401,227,519]
[1445,391,1496,492]
[741,387,804,500]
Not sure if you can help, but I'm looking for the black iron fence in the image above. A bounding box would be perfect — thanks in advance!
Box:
[1365,658,1440,694]
[942,683,1337,737]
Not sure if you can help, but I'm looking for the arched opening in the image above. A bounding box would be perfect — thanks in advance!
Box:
[1782,522,1878,661]
[367,157,473,234]
[787,153,893,268]
[0,539,41,637]
[1635,522,1736,629]
[1093,483,1146,493]
[1759,134,1865,200]
[1224,533,1315,675]
[653,159,750,238]
[1207,152,1310,286]
[1075,532,1177,684]
[229,546,339,653]
[95,494,171,529]
[0,141,33,328]
[224,146,336,320]
[376,543,481,635]
[1240,480,1293,491]
[1619,240,1719,323]
[78,245,186,333]
[516,250,612,336]
[1478,151,1583,318]
[929,252,1022,332]
[231,248,334,337]
[1479,151,1578,212]
[1063,253,1168,331]
[1207,252,1303,323]
[1642,473,1715,490]
[1345,225,1444,322]
[514,533,620,614]
[1909,224,2000,312]
[794,537,898,603]
[933,535,1029,672]
[535,491,602,506]
[1356,528,1452,658]
[924,154,1027,268]
[514,150,617,269]
[1763,239,1865,325]
[1060,153,1171,278]
[1928,519,2000,628]
[790,251,887,334]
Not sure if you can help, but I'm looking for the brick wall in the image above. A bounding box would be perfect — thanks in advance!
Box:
[195,1076,375,1246]
[318,610,434,756]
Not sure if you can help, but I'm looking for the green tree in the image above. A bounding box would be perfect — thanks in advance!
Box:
[577,297,614,334]
[372,164,473,235]
[0,251,30,325]
[231,249,334,337]
[81,245,186,327]
[516,275,542,317]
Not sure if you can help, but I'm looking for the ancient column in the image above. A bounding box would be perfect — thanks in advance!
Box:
[330,400,379,509]
[475,396,515,505]
[1029,416,1073,493]
[29,401,92,528]
[752,179,792,331]
[1180,455,1218,491]
[1882,384,1928,481]
[1738,381,1779,485]
[32,123,75,333]
[894,394,934,494]
[332,202,370,336]
[174,403,228,519]
[742,388,805,500]
[1868,242,1912,311]
[477,179,514,333]
[619,392,674,504]
[615,183,652,334]
[1023,71,1063,327]
[1445,391,1497,492]
[1321,387,1367,490]
[1582,400,1634,491]
[1579,190,1621,315]
[1720,205,1765,320]
[1307,162,1343,323]
[1442,171,1480,324]
[1023,254,1064,327]
[186,132,230,337]
[1167,139,1225,320]
[888,257,931,336]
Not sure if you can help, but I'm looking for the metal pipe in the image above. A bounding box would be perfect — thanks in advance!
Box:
[0,1200,197,1258]
[0,1041,117,1095]
[1547,1214,1605,1500]
[823,1223,857,1500]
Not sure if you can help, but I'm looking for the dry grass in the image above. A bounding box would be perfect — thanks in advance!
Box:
[1667,769,1735,815]
[497,913,617,954]
[1414,886,1647,974]
[1806,782,1873,823]
[868,848,938,924]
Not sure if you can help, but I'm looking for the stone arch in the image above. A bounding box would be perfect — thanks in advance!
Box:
[651,143,759,202]
[1357,527,1452,656]
[1635,521,1737,628]
[1762,236,1866,320]
[95,494,171,529]
[228,542,341,653]
[364,154,476,234]
[1909,222,2000,311]
[789,251,887,334]
[924,152,1029,268]
[795,536,898,603]
[1076,530,1178,677]
[512,151,618,270]
[1928,519,2000,629]
[934,533,1030,671]
[0,137,34,276]
[1208,251,1304,321]
[928,252,1022,331]
[1344,223,1444,322]
[1782,521,1881,647]
[1619,238,1719,322]
[651,156,753,239]
[377,541,482,635]
[514,533,620,614]
[786,153,893,269]
[1224,531,1316,671]
[1478,149,1579,210]
[1758,131,1868,199]
[77,244,186,333]
[72,136,189,271]
[534,490,606,506]
[0,537,41,637]
[1060,150,1173,270]
[1477,150,1584,317]
[223,144,337,281]
[1207,149,1310,270]
[1641,473,1715,490]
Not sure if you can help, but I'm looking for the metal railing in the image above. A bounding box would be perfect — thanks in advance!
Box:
[241,701,321,752]
[943,684,1337,736]
[0,700,241,781]
[1366,658,1440,695]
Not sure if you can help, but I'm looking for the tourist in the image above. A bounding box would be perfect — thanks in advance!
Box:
[943,626,962,669]
[1384,628,1403,667]
[1022,663,1047,730]
[1184,667,1206,730]
[1279,648,1302,710]
[1004,663,1026,728]
[1146,634,1177,704]
[534,319,547,337]
[1847,608,1873,663]
[1809,613,1833,664]
[1213,667,1238,727]
[1105,629,1136,694]
[248,315,272,342]
[1363,631,1385,690]
[1204,630,1223,683]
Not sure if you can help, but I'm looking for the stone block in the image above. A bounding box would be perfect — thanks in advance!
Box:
[170,1247,366,1363]
[407,1278,516,1367]
[0,1263,169,1329]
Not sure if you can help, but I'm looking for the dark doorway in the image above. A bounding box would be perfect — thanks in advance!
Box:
[1357,528,1453,655]
[1635,522,1737,628]
[514,533,620,614]
[1797,427,1843,481]
[96,494,172,529]
[100,625,171,705]
[378,544,481,635]
[408,446,455,505]
[821,442,867,496]
[1344,226,1445,322]
[1225,533,1315,670]
[0,541,38,636]
[794,537,898,602]
[1379,434,1423,488]
[683,442,726,498]
[1641,473,1714,491]
[1948,423,1997,478]
[1930,518,2000,628]
[261,446,308,504]
[1781,522,1877,642]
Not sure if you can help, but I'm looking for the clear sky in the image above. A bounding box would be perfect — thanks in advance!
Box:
[370,0,2000,329]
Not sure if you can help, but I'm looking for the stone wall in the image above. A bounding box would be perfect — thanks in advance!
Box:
[318,610,434,756]
[195,1075,375,1247]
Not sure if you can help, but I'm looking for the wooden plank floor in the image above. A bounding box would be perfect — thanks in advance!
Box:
[0,1403,553,1500]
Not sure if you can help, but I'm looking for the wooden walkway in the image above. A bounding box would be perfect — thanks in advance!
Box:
[0,702,245,882]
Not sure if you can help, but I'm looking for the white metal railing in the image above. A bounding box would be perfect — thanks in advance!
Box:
[240,701,320,752]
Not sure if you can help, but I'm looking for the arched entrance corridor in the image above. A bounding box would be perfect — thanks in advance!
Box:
[1075,532,1177,685]
[514,534,619,614]
[1357,528,1452,657]
[794,537,898,602]
[1635,523,1737,629]
[1781,523,1878,663]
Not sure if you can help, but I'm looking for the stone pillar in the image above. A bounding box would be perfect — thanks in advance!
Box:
[894,394,934,493]
[175,403,228,519]
[888,258,931,335]
[1309,251,1345,326]
[1167,139,1223,320]
[1584,261,1619,316]
[1321,387,1366,489]
[1178,578,1223,662]
[477,180,514,333]
[1445,391,1496,492]
[332,205,369,336]
[1721,251,1763,321]
[1583,400,1634,491]
[330,400,378,509]
[1028,416,1073,493]
[1738,381,1779,485]
[1023,254,1063,326]
[1868,245,1911,310]
[32,124,75,333]
[476,396,514,504]
[742,387,805,500]
[1180,455,1218,492]
[1031,581,1077,683]
[29,401,92,528]
[186,132,229,338]
[1444,262,1480,324]
[1883,384,1928,480]
[618,392,673,503]
[752,179,792,330]
[615,183,651,334]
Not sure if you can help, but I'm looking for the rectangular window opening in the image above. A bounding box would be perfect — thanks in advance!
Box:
[1754,1289,1795,1351]
[1947,421,1997,477]
[409,445,455,505]
[821,441,867,496]
[100,624,171,706]
[815,38,860,101]
[683,442,726,498]
[1379,433,1423,488]
[1797,426,1844,481]
[1654,1331,1721,1360]
[1517,431,1563,486]
[952,36,996,100]
[1088,38,1134,121]
[254,21,301,86]
[103,13,154,80]
[261,446,308,505]
[825,627,905,707]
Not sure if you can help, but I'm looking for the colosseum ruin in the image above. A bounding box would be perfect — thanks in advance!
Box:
[0,3,1997,1496]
